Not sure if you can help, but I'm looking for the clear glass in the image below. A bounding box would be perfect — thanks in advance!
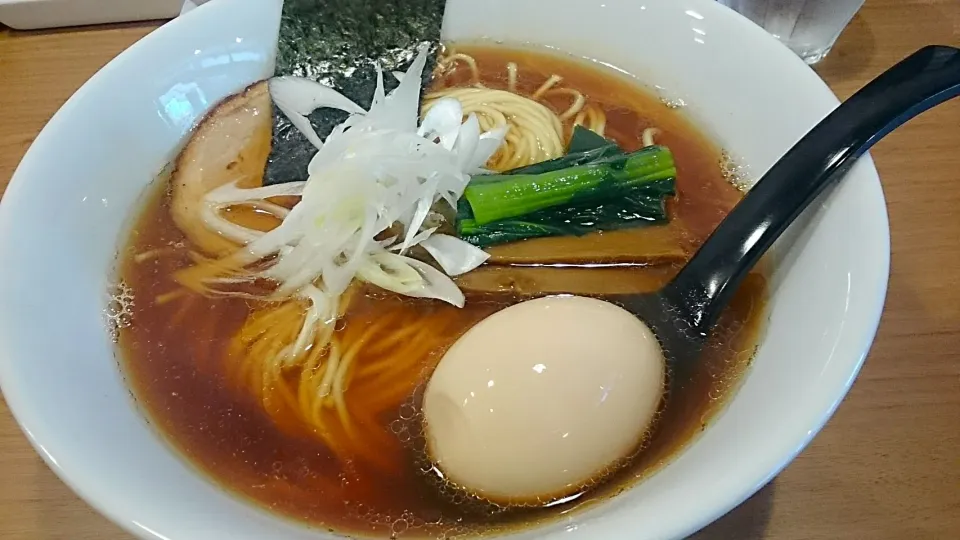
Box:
[717,0,866,64]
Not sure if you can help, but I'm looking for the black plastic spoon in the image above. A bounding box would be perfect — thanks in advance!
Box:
[613,45,960,367]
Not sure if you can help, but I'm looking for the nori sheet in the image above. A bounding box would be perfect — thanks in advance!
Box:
[265,0,447,185]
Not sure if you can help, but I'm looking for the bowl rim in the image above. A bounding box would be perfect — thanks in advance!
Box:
[0,0,890,538]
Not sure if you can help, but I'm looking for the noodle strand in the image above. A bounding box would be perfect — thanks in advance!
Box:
[427,50,608,171]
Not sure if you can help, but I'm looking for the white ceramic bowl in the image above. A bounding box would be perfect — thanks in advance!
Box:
[0,0,889,538]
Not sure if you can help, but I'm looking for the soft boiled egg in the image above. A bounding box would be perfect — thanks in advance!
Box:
[422,295,665,504]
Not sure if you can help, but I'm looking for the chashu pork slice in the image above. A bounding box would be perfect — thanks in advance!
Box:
[171,81,273,257]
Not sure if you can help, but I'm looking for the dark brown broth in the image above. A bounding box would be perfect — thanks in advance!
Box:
[117,44,766,538]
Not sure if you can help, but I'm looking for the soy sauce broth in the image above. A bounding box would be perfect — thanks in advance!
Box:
[116,43,766,538]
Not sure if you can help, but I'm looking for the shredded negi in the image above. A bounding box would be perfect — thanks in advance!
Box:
[176,46,504,363]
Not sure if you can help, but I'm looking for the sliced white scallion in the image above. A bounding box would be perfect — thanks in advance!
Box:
[420,234,490,276]
[268,76,365,150]
[190,43,506,331]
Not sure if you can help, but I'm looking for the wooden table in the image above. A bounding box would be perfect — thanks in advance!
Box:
[0,1,957,538]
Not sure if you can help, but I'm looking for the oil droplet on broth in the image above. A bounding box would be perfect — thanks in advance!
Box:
[106,280,135,342]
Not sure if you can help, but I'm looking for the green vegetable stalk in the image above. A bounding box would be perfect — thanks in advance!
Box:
[455,126,679,248]
[457,177,675,248]
[461,145,677,226]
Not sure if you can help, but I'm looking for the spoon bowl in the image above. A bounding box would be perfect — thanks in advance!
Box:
[616,45,960,367]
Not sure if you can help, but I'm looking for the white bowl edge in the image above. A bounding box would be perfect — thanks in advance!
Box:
[0,0,890,539]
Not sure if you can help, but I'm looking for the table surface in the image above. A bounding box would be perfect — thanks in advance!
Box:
[1,1,958,538]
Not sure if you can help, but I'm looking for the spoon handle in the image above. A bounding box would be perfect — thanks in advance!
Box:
[666,45,960,335]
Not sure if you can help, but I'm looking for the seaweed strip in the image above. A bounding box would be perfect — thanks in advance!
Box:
[265,0,446,185]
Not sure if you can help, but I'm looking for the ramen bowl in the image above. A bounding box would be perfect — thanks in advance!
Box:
[0,0,888,539]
